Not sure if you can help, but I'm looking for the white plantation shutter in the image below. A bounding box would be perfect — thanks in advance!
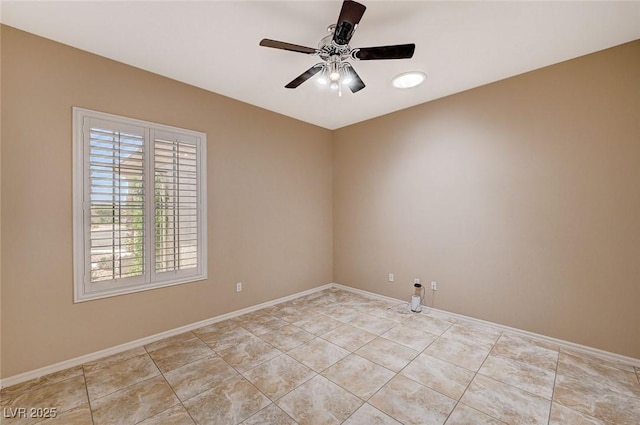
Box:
[87,120,146,285]
[73,108,207,302]
[153,132,200,274]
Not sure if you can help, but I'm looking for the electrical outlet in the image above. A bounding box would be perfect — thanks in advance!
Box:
[414,278,421,285]
[388,273,394,283]
[236,282,242,292]
[431,281,437,291]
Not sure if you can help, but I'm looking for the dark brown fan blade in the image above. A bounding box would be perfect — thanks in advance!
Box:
[285,65,324,89]
[345,66,365,93]
[259,39,317,54]
[333,0,367,46]
[353,44,415,60]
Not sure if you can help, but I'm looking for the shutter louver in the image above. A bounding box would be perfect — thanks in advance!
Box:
[154,136,199,273]
[88,126,145,282]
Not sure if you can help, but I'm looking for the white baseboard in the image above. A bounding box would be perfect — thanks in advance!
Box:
[3,281,638,390]
[333,283,640,368]
[0,283,332,390]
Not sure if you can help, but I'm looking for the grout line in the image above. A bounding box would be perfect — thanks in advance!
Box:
[546,347,561,425]
[146,351,198,425]
[243,401,299,424]
[81,369,96,425]
[24,373,95,425]
[441,330,504,425]
[357,339,419,373]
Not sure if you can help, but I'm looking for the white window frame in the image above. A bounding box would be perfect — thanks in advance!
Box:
[73,107,207,302]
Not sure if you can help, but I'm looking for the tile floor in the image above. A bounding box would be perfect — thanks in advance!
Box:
[2,288,639,425]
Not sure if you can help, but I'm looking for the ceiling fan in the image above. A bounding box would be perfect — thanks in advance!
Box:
[259,0,416,95]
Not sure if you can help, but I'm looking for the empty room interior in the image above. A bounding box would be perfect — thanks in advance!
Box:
[1,1,639,425]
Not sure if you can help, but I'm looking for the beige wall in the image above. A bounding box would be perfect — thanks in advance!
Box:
[334,40,640,358]
[0,26,333,377]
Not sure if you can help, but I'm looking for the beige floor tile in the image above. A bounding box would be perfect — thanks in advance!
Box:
[549,402,606,425]
[342,403,401,425]
[380,325,437,352]
[369,298,402,310]
[147,337,214,373]
[218,337,282,373]
[492,333,558,371]
[260,300,300,316]
[91,375,179,425]
[557,350,640,398]
[297,296,332,310]
[82,347,147,373]
[320,324,377,351]
[292,292,326,304]
[241,403,297,425]
[164,355,239,401]
[198,326,257,352]
[261,305,283,315]
[1,375,88,425]
[444,403,506,425]
[403,313,454,336]
[7,290,640,425]
[276,300,306,311]
[259,324,315,351]
[318,305,361,323]
[241,315,289,336]
[322,354,395,400]
[137,405,195,425]
[553,373,640,425]
[243,354,316,400]
[442,322,501,348]
[479,354,555,399]
[340,296,379,309]
[368,306,411,322]
[348,314,399,335]
[560,349,635,373]
[271,306,310,323]
[276,375,362,425]
[35,405,94,425]
[559,349,633,374]
[369,375,456,425]
[236,310,272,322]
[460,375,551,425]
[292,313,343,336]
[424,335,491,371]
[287,338,350,372]
[144,332,197,353]
[184,375,270,425]
[85,353,160,401]
[355,337,419,372]
[0,366,84,402]
[193,319,240,337]
[399,353,475,400]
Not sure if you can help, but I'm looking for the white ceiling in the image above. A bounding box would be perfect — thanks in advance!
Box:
[2,1,639,130]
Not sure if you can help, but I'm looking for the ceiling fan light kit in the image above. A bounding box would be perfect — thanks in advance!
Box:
[259,0,417,95]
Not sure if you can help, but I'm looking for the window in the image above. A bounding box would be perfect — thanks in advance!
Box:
[73,108,207,302]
